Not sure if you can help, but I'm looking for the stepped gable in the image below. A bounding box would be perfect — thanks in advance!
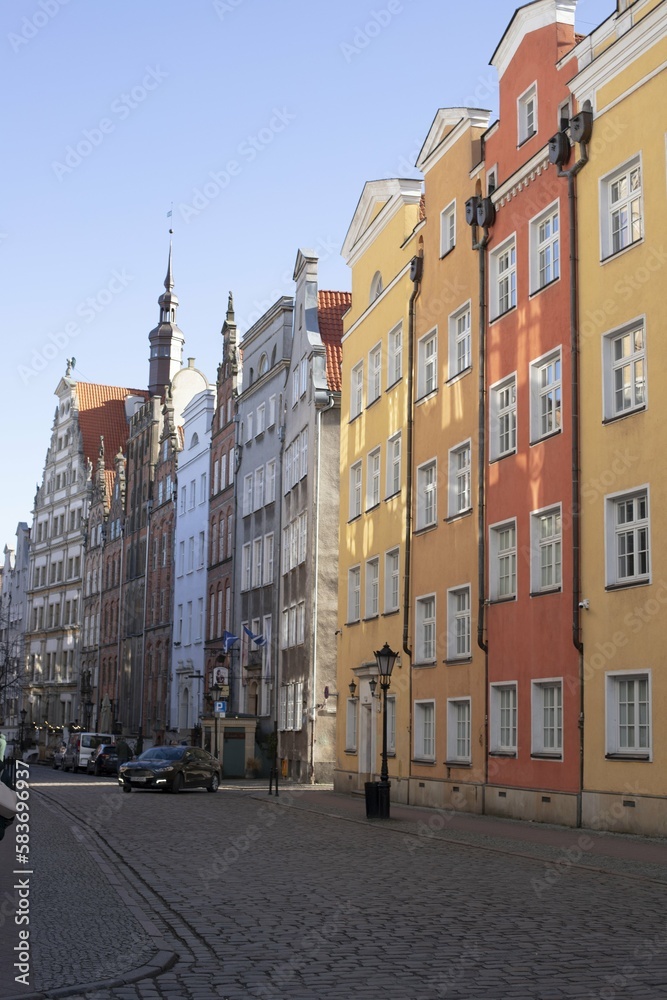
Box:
[317,290,351,393]
[76,383,148,466]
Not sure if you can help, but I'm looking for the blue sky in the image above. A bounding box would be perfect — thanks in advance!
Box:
[0,0,614,550]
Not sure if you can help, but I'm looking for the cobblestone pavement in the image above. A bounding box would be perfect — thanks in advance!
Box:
[2,767,667,1000]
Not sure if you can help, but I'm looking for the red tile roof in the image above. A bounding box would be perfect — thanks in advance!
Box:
[318,290,350,393]
[76,382,148,468]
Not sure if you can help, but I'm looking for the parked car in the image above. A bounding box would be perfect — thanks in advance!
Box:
[5,743,39,764]
[52,743,67,769]
[63,732,114,772]
[118,746,221,793]
[86,744,119,776]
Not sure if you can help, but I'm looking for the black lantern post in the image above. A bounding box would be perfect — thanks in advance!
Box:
[374,642,398,818]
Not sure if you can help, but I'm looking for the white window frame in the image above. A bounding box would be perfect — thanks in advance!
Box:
[347,566,361,623]
[530,348,562,443]
[448,440,472,518]
[600,154,643,260]
[256,402,265,435]
[368,343,382,405]
[602,319,646,420]
[605,486,650,587]
[489,373,517,462]
[605,670,651,758]
[252,538,263,588]
[417,329,438,399]
[346,698,358,752]
[388,322,403,387]
[263,533,274,585]
[365,557,379,619]
[351,361,364,419]
[366,447,381,510]
[447,584,471,661]
[446,698,471,764]
[254,466,265,511]
[517,81,537,145]
[266,459,276,503]
[241,542,251,591]
[440,200,456,256]
[243,474,253,517]
[415,594,436,665]
[384,547,400,613]
[490,235,516,320]
[416,459,437,530]
[349,461,362,520]
[530,200,560,293]
[531,679,563,757]
[268,394,276,427]
[386,432,401,498]
[448,301,471,380]
[414,700,436,762]
[530,505,562,594]
[489,519,517,601]
[490,682,518,754]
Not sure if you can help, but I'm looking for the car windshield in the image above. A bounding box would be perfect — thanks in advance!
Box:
[139,747,186,761]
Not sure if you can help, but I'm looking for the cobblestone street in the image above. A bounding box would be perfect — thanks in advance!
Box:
[1,767,667,1000]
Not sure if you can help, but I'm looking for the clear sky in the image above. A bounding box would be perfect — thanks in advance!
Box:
[0,0,614,551]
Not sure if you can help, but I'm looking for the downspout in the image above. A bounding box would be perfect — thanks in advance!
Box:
[553,101,592,828]
[310,391,335,783]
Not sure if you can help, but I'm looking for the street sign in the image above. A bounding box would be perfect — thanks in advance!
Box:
[214,700,227,717]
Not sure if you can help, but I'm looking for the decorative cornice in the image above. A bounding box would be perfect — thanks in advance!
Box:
[492,149,551,207]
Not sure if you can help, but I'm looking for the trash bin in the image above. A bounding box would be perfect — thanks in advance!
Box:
[365,781,380,818]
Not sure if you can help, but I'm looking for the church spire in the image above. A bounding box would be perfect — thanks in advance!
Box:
[148,239,185,397]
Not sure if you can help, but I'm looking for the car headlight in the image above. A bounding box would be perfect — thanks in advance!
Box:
[161,766,174,772]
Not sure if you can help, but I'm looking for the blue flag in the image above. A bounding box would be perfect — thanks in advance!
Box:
[222,630,238,653]
[243,624,267,648]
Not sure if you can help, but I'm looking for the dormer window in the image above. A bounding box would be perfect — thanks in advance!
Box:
[518,83,537,145]
[370,271,383,303]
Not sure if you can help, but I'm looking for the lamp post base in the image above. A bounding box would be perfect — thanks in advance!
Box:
[377,779,390,819]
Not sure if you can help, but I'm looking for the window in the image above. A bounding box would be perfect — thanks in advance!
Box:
[263,534,274,585]
[370,271,383,301]
[518,82,537,144]
[246,412,253,441]
[200,473,207,503]
[530,350,561,442]
[347,566,361,623]
[349,462,362,520]
[490,683,517,754]
[268,395,276,427]
[489,374,517,461]
[300,357,308,396]
[266,459,276,502]
[297,602,305,644]
[254,467,265,510]
[388,323,402,387]
[300,427,308,479]
[603,321,646,419]
[606,672,651,757]
[243,474,253,517]
[606,488,650,587]
[256,403,265,435]
[365,557,379,618]
[415,595,436,664]
[490,520,517,601]
[368,344,382,405]
[198,531,205,569]
[417,331,438,398]
[292,369,299,407]
[187,536,194,573]
[448,441,471,517]
[178,541,185,577]
[531,681,563,756]
[491,237,516,319]
[447,699,471,763]
[531,203,559,292]
[298,511,307,564]
[601,156,642,259]
[531,506,562,593]
[351,362,364,419]
[448,303,471,379]
[384,548,400,613]
[440,200,456,256]
[366,448,381,510]
[447,585,471,660]
[346,698,358,752]
[386,433,401,498]
[189,480,196,509]
[279,685,287,728]
[416,460,437,530]
[288,606,297,647]
[252,538,262,588]
[241,543,251,591]
[281,611,289,650]
[414,701,435,761]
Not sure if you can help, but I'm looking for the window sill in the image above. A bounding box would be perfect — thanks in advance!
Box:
[531,752,563,760]
[414,523,438,536]
[605,753,651,761]
[344,749,358,756]
[439,246,455,261]
[605,579,650,592]
[349,412,362,425]
[489,304,516,325]
[384,490,401,502]
[413,660,437,669]
[415,388,438,405]
[445,508,472,524]
[444,759,471,768]
[602,404,646,425]
[530,428,562,447]
[489,450,517,465]
[385,378,403,393]
[365,395,381,411]
[362,615,379,623]
[345,619,361,628]
[347,514,362,525]
[529,588,562,598]
[517,129,537,148]
[446,366,472,387]
[488,595,516,605]
[412,758,437,765]
[365,502,381,514]
[489,750,517,758]
[444,656,472,666]
[601,236,643,264]
[529,275,560,298]
[382,609,400,618]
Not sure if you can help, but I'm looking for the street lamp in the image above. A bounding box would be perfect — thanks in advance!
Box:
[374,642,398,819]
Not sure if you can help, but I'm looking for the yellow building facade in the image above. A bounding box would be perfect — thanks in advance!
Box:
[572,0,667,836]
[334,179,422,802]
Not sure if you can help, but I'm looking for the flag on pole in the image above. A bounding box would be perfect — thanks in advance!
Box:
[222,630,238,653]
[243,624,267,648]
[166,209,172,218]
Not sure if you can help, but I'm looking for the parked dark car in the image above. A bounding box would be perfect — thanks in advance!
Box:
[87,744,119,776]
[118,746,221,793]
[52,743,67,769]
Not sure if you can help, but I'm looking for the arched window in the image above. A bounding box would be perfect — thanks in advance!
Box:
[258,353,268,376]
[190,432,199,448]
[370,271,383,302]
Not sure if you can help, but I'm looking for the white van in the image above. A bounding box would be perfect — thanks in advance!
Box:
[63,733,114,772]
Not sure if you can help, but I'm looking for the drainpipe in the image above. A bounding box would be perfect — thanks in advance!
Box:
[311,390,335,783]
[552,100,592,827]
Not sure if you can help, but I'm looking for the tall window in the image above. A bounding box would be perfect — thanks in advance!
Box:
[491,237,516,318]
[254,466,265,510]
[490,521,516,600]
[366,448,381,510]
[448,441,471,517]
[388,323,403,387]
[447,585,471,660]
[418,331,438,398]
[368,344,382,405]
[252,538,263,588]
[266,459,276,503]
[365,557,379,618]
[416,460,437,529]
[440,200,456,256]
[386,433,401,498]
[531,681,563,756]
[351,361,364,419]
[518,82,537,143]
[531,204,559,291]
[349,461,362,520]
[348,566,361,623]
[603,323,646,419]
[384,548,400,613]
[447,699,471,763]
[243,474,253,517]
[414,701,435,761]
[490,683,517,753]
[263,533,274,585]
[606,489,650,586]
[448,303,471,378]
[242,543,251,591]
[606,672,651,757]
[490,374,517,461]
[416,595,436,663]
[531,507,562,593]
[530,350,561,442]
[602,156,642,258]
